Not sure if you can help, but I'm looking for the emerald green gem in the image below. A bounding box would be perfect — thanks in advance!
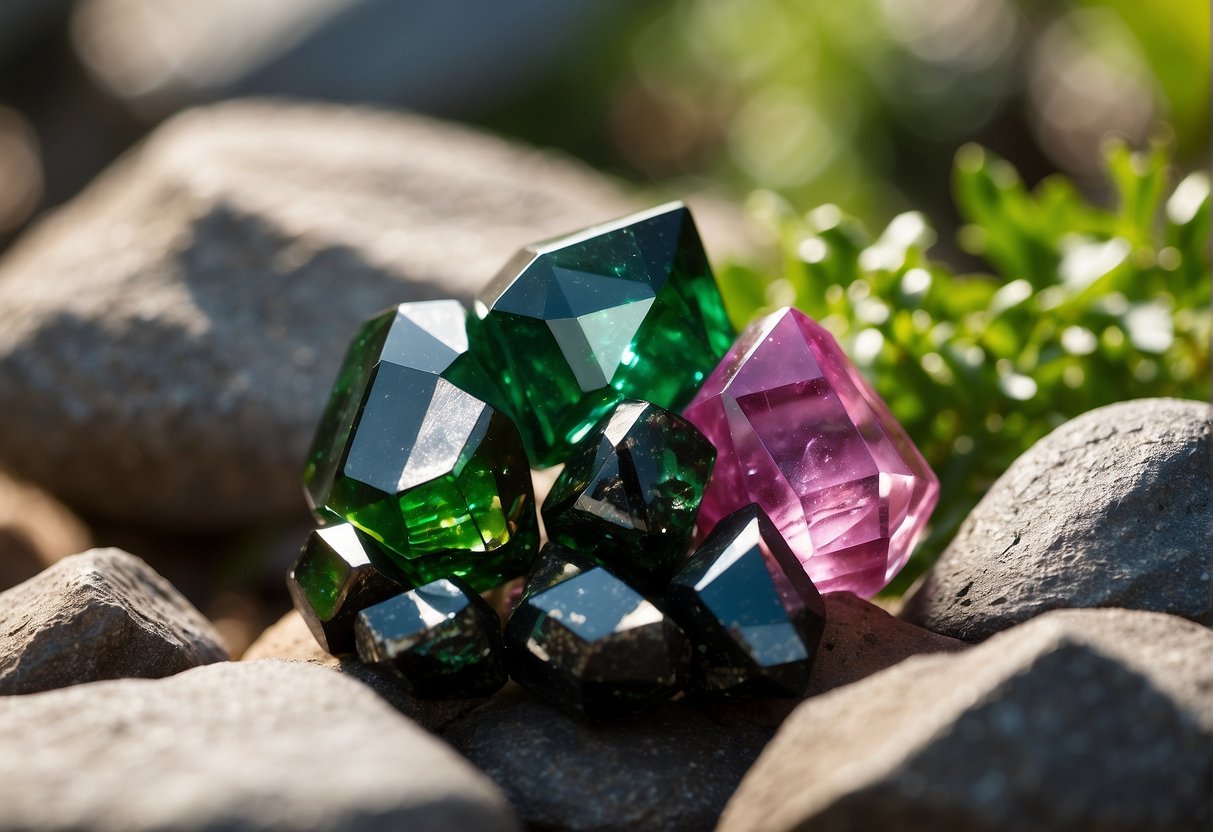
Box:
[304,301,538,591]
[287,524,409,655]
[469,202,734,466]
[541,399,715,594]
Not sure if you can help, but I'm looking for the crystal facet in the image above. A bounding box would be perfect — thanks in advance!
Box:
[304,301,538,591]
[668,504,826,697]
[469,203,734,466]
[542,399,714,593]
[287,524,410,655]
[504,544,691,720]
[355,576,507,699]
[684,306,940,597]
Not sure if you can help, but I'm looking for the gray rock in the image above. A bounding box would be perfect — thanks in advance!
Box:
[0,100,643,530]
[444,687,779,832]
[0,469,91,592]
[901,398,1212,641]
[810,592,966,696]
[244,609,484,732]
[719,608,1213,832]
[0,548,227,694]
[0,660,519,831]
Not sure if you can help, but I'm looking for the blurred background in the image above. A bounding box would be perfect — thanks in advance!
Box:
[1,0,1207,247]
[0,0,1207,637]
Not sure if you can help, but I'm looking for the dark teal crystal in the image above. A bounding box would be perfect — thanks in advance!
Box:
[504,544,691,720]
[355,576,507,699]
[542,399,715,594]
[667,504,827,697]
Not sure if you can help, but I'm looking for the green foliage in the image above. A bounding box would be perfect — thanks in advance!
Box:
[716,140,1210,594]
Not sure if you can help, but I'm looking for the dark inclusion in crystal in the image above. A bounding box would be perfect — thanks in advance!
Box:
[303,300,538,592]
[355,576,507,700]
[288,524,410,655]
[504,543,691,720]
[542,399,714,594]
[667,504,827,698]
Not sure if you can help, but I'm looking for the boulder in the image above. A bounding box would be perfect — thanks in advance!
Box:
[444,687,777,832]
[719,608,1213,832]
[0,100,642,530]
[810,592,966,696]
[0,548,227,694]
[902,398,1212,640]
[0,659,519,831]
[244,608,484,732]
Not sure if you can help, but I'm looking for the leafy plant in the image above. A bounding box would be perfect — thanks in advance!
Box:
[715,139,1210,594]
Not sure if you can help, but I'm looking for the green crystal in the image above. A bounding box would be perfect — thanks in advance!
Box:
[304,301,538,591]
[469,202,734,466]
[287,524,409,655]
[542,400,715,593]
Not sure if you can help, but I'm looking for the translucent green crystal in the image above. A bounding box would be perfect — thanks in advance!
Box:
[469,203,734,466]
[304,301,538,591]
[287,524,409,655]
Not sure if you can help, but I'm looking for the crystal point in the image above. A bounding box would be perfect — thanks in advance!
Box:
[684,307,939,597]
[470,203,734,466]
[668,504,826,697]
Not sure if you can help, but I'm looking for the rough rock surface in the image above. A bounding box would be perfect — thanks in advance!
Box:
[719,608,1213,832]
[244,608,483,732]
[902,398,1212,640]
[0,469,91,592]
[0,100,705,530]
[0,548,227,694]
[810,592,966,696]
[444,687,778,832]
[0,660,519,831]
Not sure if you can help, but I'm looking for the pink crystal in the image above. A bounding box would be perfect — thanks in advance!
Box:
[683,307,939,597]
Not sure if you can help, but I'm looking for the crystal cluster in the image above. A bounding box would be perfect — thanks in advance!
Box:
[288,203,937,712]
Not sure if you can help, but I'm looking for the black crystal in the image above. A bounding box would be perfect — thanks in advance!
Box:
[354,576,507,699]
[667,504,827,697]
[504,543,691,720]
[541,399,715,594]
[287,523,410,655]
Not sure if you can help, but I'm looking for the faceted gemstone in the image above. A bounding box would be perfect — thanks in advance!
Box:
[287,524,410,655]
[684,307,940,598]
[542,399,715,594]
[304,300,538,592]
[504,543,691,720]
[668,504,827,697]
[469,202,735,467]
[355,577,507,699]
